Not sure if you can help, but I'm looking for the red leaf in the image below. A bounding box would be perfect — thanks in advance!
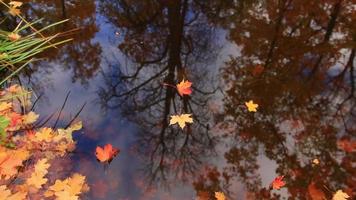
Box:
[271,175,286,190]
[95,144,119,163]
[176,79,192,96]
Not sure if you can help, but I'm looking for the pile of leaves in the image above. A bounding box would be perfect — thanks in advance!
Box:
[0,85,89,199]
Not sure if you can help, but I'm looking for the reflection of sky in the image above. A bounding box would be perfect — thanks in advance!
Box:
[18,1,333,199]
[24,6,245,199]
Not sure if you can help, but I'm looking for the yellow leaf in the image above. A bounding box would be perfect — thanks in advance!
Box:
[215,191,226,200]
[332,190,350,200]
[312,159,319,165]
[0,185,27,200]
[0,102,12,112]
[0,148,29,180]
[9,1,23,8]
[34,127,53,142]
[8,7,21,16]
[169,114,193,129]
[22,111,39,125]
[46,173,88,200]
[26,159,50,189]
[245,100,258,112]
[54,121,82,143]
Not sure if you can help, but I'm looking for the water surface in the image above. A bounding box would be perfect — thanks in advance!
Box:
[10,0,356,199]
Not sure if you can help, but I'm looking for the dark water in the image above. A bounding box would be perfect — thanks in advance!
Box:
[8,0,356,199]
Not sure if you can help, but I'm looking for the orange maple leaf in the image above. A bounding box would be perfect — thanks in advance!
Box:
[8,112,22,128]
[271,175,286,190]
[176,79,192,96]
[95,144,119,163]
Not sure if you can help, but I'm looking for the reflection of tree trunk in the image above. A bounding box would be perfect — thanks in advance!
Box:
[61,0,66,19]
[264,0,290,68]
[310,0,342,75]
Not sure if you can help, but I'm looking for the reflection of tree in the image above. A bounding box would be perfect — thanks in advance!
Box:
[194,0,355,199]
[21,0,101,84]
[98,0,219,186]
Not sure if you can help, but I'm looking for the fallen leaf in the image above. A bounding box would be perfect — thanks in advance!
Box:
[9,1,23,8]
[8,112,22,129]
[0,185,27,200]
[8,1,22,16]
[34,127,54,142]
[26,159,50,189]
[0,102,12,112]
[332,190,349,200]
[169,114,193,129]
[245,100,258,112]
[312,159,320,165]
[95,144,119,163]
[45,173,88,200]
[215,191,226,200]
[0,148,29,180]
[271,175,285,190]
[176,79,192,96]
[22,111,39,125]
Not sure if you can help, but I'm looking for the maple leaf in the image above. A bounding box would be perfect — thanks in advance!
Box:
[312,159,320,165]
[169,114,193,129]
[8,1,23,16]
[176,79,192,96]
[0,148,29,180]
[0,185,27,200]
[215,191,226,200]
[46,173,88,200]
[271,176,286,190]
[245,100,258,112]
[95,144,119,163]
[22,111,39,125]
[332,190,349,200]
[26,159,50,189]
[0,102,12,112]
[8,112,22,129]
[55,121,82,142]
[34,127,53,142]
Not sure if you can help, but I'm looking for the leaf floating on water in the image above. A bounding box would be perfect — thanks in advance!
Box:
[169,114,193,129]
[0,185,27,200]
[22,111,39,125]
[312,159,319,165]
[271,175,286,190]
[176,79,192,96]
[95,144,120,163]
[26,159,50,189]
[332,190,349,200]
[8,1,23,16]
[215,191,226,200]
[245,100,258,112]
